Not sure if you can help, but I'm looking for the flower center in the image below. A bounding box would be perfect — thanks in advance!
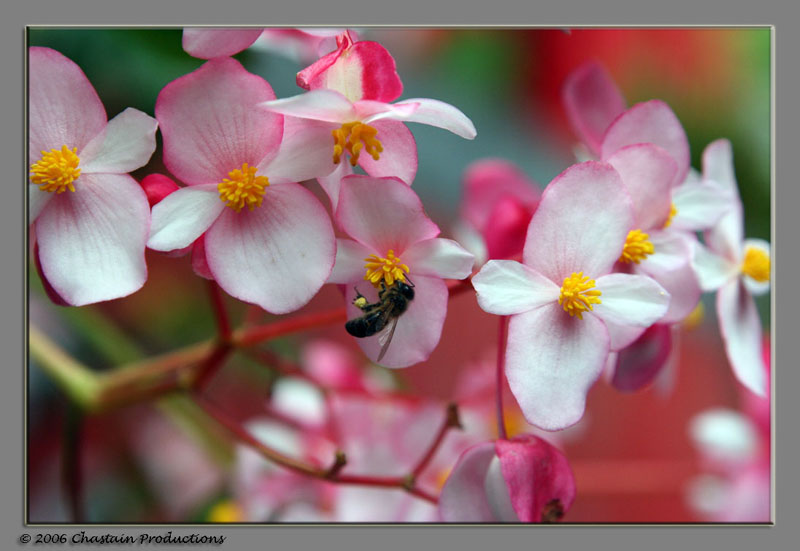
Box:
[363,249,409,287]
[30,145,81,193]
[332,122,383,166]
[217,163,269,212]
[663,203,678,228]
[558,271,602,320]
[619,229,655,264]
[741,246,770,282]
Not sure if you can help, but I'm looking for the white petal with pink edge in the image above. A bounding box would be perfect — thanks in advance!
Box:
[702,139,737,195]
[506,303,610,431]
[259,89,356,123]
[523,161,633,283]
[483,456,519,522]
[35,173,150,306]
[355,100,418,123]
[356,119,418,185]
[741,238,771,296]
[80,108,158,174]
[601,318,649,351]
[317,160,352,212]
[592,272,670,329]
[327,239,375,284]
[670,178,733,232]
[717,279,767,396]
[438,442,497,522]
[705,204,744,264]
[204,183,335,314]
[472,260,559,315]
[29,186,54,222]
[259,117,337,184]
[692,241,738,292]
[147,184,225,251]
[400,238,474,280]
[182,28,265,59]
[634,255,700,324]
[391,98,477,139]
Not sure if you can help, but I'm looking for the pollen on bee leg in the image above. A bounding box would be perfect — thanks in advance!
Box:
[331,122,383,166]
[558,271,602,320]
[363,249,409,288]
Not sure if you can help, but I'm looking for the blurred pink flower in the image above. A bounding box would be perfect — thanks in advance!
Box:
[182,27,345,62]
[146,58,336,314]
[29,47,157,306]
[472,162,670,430]
[327,175,474,368]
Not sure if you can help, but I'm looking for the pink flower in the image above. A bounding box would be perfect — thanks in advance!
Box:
[29,47,157,306]
[182,27,345,61]
[439,435,576,523]
[146,57,336,314]
[691,140,769,396]
[327,175,474,368]
[472,162,670,430]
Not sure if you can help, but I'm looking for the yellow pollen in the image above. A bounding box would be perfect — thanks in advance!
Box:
[30,145,81,193]
[683,302,705,330]
[332,122,383,166]
[363,249,409,287]
[558,271,602,320]
[217,163,269,212]
[663,203,678,228]
[207,500,245,523]
[619,229,655,264]
[741,247,770,283]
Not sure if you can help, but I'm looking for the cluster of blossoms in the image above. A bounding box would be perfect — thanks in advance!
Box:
[28,30,770,523]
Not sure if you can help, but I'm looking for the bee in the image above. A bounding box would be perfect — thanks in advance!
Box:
[345,278,415,362]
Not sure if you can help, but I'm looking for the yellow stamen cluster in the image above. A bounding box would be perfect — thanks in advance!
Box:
[663,203,678,228]
[619,229,655,264]
[30,145,81,193]
[217,163,269,212]
[206,500,245,523]
[558,271,602,320]
[332,122,383,166]
[363,249,409,287]
[741,247,770,283]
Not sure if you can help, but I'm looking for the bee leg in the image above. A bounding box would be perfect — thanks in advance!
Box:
[352,287,369,311]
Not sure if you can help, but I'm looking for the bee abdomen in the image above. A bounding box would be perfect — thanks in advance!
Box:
[345,311,386,338]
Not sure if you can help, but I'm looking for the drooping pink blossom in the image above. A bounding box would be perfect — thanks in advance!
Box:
[29,47,157,306]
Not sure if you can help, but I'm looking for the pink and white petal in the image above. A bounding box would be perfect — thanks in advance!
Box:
[357,119,418,185]
[692,240,738,292]
[29,47,107,158]
[601,318,649,351]
[35,173,149,306]
[345,274,447,368]
[260,116,337,184]
[327,239,375,284]
[79,108,158,174]
[140,173,180,207]
[593,273,670,329]
[205,183,335,314]
[496,435,576,523]
[484,197,535,260]
[156,58,282,186]
[670,178,733,232]
[600,100,690,186]
[562,61,627,157]
[523,161,633,282]
[335,175,438,254]
[191,234,214,280]
[439,442,497,522]
[355,100,418,124]
[296,33,348,90]
[317,159,353,212]
[390,98,477,139]
[483,456,519,522]
[182,28,265,59]
[702,138,737,195]
[401,238,474,280]
[450,220,488,269]
[635,257,701,324]
[741,238,771,296]
[705,204,744,264]
[147,184,225,251]
[506,303,610,431]
[472,260,559,315]
[29,186,54,222]
[610,323,674,392]
[646,229,695,273]
[259,89,356,123]
[460,158,540,232]
[605,143,676,229]
[717,279,767,396]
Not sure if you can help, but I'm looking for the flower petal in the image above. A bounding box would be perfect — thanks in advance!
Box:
[140,173,180,207]
[260,116,337,184]
[670,178,733,232]
[506,303,610,431]
[29,47,107,159]
[182,28,265,59]
[702,139,737,195]
[705,204,744,264]
[147,184,225,251]
[316,159,353,212]
[29,186,54,222]
[259,89,356,123]
[391,98,477,139]
[605,143,676,229]
[717,279,767,396]
[483,456,519,522]
[472,260,559,315]
[80,108,158,174]
[156,58,282,186]
[35,173,149,306]
[600,100,690,186]
[439,442,497,522]
[335,175,439,254]
[345,274,447,368]
[401,238,474,280]
[205,183,336,314]
[592,273,670,329]
[355,100,418,124]
[327,238,375,284]
[610,323,673,392]
[357,119,418,186]
[689,408,759,465]
[741,238,771,296]
[562,61,627,157]
[692,240,738,292]
[523,161,633,283]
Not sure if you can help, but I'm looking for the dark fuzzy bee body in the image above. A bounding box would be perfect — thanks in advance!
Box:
[345,280,415,338]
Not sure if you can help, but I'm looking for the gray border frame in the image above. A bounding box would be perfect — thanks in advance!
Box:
[7,1,797,550]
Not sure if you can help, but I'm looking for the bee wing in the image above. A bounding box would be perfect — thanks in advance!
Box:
[376,315,399,363]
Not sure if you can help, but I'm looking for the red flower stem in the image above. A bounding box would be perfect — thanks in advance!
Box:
[234,307,347,347]
[207,280,231,341]
[411,403,461,478]
[496,316,509,440]
[190,343,233,392]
